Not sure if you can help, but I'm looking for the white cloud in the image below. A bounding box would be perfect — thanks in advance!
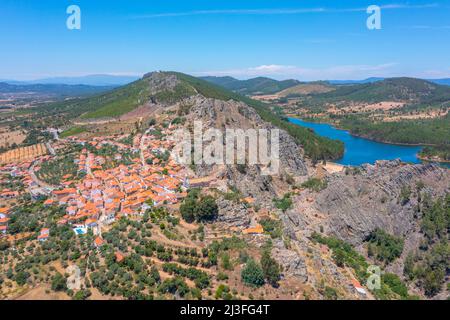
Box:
[194,63,399,81]
[401,25,450,29]
[129,3,439,19]
[418,68,450,78]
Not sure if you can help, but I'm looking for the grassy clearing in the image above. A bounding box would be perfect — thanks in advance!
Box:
[60,126,87,138]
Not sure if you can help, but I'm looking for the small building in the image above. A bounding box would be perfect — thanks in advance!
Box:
[94,236,104,248]
[37,228,50,242]
[85,218,98,229]
[351,279,367,296]
[243,224,264,235]
[43,199,55,206]
[115,251,125,263]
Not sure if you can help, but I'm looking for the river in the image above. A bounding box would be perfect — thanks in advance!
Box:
[288,118,449,168]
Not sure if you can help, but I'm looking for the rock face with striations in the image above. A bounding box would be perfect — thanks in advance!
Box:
[271,239,308,283]
[315,160,450,245]
[186,95,308,176]
[216,198,251,228]
[181,95,307,206]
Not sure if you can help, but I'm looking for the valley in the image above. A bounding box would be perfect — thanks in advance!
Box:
[0,72,448,302]
[208,77,450,164]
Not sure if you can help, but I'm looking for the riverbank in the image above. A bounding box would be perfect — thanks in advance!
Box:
[417,155,450,164]
[289,117,450,168]
[293,115,437,148]
[288,117,423,166]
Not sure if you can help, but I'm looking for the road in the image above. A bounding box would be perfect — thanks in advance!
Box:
[28,160,56,194]
[140,128,152,167]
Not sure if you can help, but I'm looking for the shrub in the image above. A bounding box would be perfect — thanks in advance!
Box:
[260,250,281,287]
[323,286,338,300]
[366,229,404,264]
[273,193,293,212]
[241,259,265,287]
[301,178,328,192]
[51,272,67,292]
[180,189,218,222]
[158,277,189,297]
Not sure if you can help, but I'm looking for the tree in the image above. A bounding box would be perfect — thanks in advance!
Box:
[241,259,265,287]
[158,277,189,297]
[180,197,197,223]
[260,250,281,287]
[73,289,91,300]
[383,273,408,299]
[332,249,346,268]
[366,229,404,264]
[195,196,218,221]
[220,253,233,271]
[51,272,67,292]
[14,271,30,286]
[180,190,218,223]
[423,268,445,297]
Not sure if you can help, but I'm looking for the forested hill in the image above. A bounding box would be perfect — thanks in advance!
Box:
[200,76,301,95]
[33,71,344,161]
[311,78,450,107]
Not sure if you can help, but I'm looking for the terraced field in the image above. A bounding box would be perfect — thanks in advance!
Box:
[0,143,48,164]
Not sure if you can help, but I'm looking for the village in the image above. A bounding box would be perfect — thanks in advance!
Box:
[0,123,194,239]
[0,118,373,301]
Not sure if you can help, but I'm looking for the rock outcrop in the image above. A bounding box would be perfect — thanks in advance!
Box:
[315,160,450,245]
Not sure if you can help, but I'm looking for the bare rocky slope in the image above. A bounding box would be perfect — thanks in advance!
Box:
[316,161,449,245]
[71,71,449,299]
[143,73,449,299]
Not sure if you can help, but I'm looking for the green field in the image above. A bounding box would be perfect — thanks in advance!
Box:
[60,126,87,138]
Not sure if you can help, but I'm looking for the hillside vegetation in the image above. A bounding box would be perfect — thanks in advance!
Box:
[308,78,450,108]
[201,76,301,95]
[277,82,335,97]
[173,72,344,161]
[31,72,344,161]
[338,114,450,146]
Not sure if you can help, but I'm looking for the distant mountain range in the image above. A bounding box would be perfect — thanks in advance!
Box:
[0,74,140,86]
[0,82,115,97]
[328,77,450,86]
[327,77,386,85]
[1,74,448,92]
[201,76,450,95]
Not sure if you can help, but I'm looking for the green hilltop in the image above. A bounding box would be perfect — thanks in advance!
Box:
[35,71,344,161]
[200,76,301,95]
[310,77,450,108]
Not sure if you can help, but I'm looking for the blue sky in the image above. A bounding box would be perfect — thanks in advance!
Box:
[0,0,449,80]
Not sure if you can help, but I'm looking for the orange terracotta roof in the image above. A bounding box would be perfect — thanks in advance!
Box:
[54,188,77,195]
[43,199,55,205]
[115,252,124,263]
[243,224,264,235]
[94,237,104,246]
